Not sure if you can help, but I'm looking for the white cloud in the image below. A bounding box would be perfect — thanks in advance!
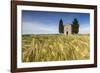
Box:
[79,24,90,34]
[22,21,59,34]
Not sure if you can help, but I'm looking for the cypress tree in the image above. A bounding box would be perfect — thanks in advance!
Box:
[59,19,64,34]
[72,18,79,34]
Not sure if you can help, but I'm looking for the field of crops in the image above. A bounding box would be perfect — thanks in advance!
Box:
[22,34,90,62]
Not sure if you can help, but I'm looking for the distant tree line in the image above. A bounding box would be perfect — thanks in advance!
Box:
[59,18,79,34]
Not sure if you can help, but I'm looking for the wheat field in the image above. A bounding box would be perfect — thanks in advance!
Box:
[22,34,90,62]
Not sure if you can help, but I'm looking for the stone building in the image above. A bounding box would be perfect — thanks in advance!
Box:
[64,24,72,35]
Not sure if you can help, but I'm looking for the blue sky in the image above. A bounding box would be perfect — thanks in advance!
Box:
[22,10,90,34]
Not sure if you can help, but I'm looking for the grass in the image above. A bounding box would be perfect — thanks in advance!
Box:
[22,34,90,62]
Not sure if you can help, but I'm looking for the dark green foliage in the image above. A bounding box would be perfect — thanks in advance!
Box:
[59,19,64,33]
[72,18,79,34]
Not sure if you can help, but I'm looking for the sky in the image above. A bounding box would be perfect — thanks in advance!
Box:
[22,10,90,34]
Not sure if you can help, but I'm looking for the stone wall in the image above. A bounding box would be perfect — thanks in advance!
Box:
[64,24,72,35]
